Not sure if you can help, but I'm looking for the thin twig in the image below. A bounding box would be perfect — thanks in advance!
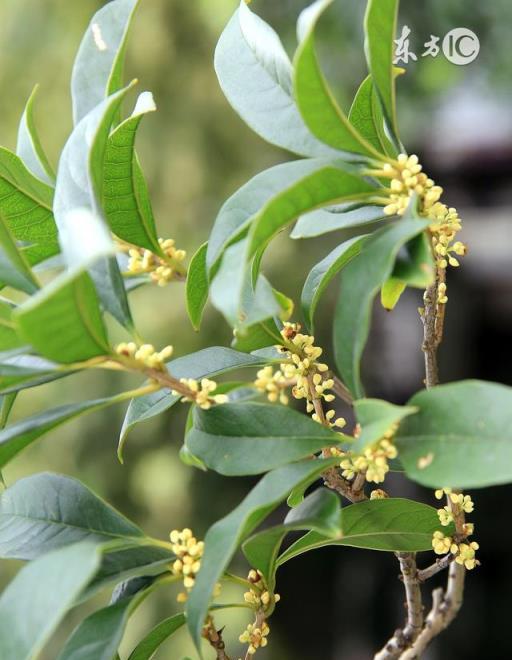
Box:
[417,553,454,582]
[331,375,354,405]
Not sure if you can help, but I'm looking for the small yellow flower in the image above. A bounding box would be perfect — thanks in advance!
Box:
[169,528,210,602]
[115,342,173,370]
[176,378,228,409]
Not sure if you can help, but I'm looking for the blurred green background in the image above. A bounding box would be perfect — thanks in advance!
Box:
[0,1,511,658]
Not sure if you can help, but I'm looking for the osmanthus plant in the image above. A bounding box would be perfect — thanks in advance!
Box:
[0,0,510,658]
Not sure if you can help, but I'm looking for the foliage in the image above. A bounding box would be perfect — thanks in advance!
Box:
[0,0,505,658]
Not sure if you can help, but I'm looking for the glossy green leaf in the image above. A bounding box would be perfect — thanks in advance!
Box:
[15,270,109,363]
[334,215,429,398]
[364,0,400,142]
[127,614,186,660]
[104,92,161,253]
[242,488,341,588]
[294,0,380,158]
[352,398,417,453]
[277,498,452,565]
[0,147,57,267]
[0,299,23,350]
[54,85,136,330]
[84,546,171,601]
[349,75,396,157]
[247,163,376,261]
[58,583,154,660]
[119,348,275,455]
[186,457,339,648]
[210,239,281,330]
[71,0,140,125]
[16,85,55,185]
[186,242,209,330]
[231,318,283,353]
[380,277,406,310]
[291,204,385,239]
[0,354,69,395]
[386,232,435,304]
[0,214,39,294]
[0,472,146,560]
[396,380,512,489]
[0,542,102,660]
[214,2,337,158]
[0,391,134,469]
[187,403,345,476]
[301,236,367,332]
[0,393,16,429]
[206,159,339,273]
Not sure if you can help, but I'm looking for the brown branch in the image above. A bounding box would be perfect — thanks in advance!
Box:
[377,257,453,659]
[203,618,231,660]
[417,553,454,582]
[374,553,424,660]
[421,264,446,388]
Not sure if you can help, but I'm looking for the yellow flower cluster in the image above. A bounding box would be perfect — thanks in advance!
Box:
[115,342,173,370]
[126,238,186,286]
[239,621,270,655]
[372,154,467,280]
[175,378,229,410]
[435,489,474,526]
[254,366,289,405]
[169,528,205,602]
[432,489,479,570]
[432,531,479,570]
[243,569,281,611]
[255,323,346,429]
[339,424,399,485]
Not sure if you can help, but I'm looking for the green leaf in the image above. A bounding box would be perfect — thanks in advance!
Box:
[232,319,283,353]
[396,380,512,489]
[278,498,451,565]
[349,75,396,157]
[54,85,136,330]
[294,0,380,159]
[214,2,337,158]
[364,0,400,143]
[0,355,69,395]
[0,300,23,351]
[58,582,155,660]
[0,391,134,469]
[119,348,274,456]
[247,163,376,261]
[301,236,367,333]
[210,239,281,330]
[291,204,385,239]
[0,146,57,270]
[127,614,186,660]
[85,545,171,600]
[15,270,109,363]
[16,85,55,185]
[0,213,39,294]
[352,398,417,453]
[242,488,341,588]
[71,0,139,125]
[0,542,102,660]
[186,242,209,330]
[186,458,340,648]
[382,233,434,310]
[334,214,429,398]
[0,472,146,560]
[207,159,340,273]
[380,277,406,311]
[186,403,345,476]
[104,92,161,253]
